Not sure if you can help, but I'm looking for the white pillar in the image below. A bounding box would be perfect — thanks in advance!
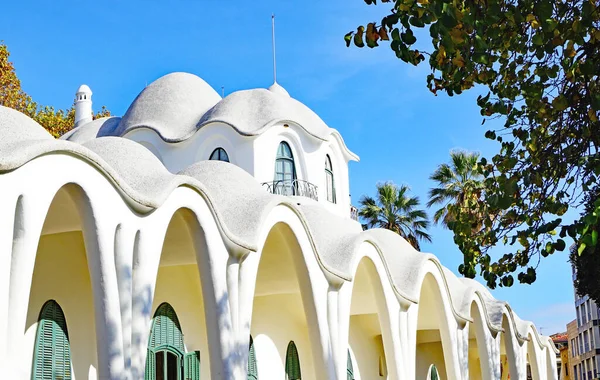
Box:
[458,324,470,380]
[114,224,138,380]
[6,192,51,378]
[130,227,164,379]
[0,192,18,376]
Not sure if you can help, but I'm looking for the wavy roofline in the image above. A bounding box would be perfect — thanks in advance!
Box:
[0,105,551,353]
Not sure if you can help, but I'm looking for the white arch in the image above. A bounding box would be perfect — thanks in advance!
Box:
[338,243,403,380]
[2,155,125,379]
[238,204,335,380]
[410,261,463,380]
[128,187,232,380]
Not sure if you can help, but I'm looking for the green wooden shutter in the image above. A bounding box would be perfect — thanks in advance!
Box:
[346,350,354,380]
[145,348,155,380]
[146,303,187,379]
[32,300,72,380]
[184,351,200,380]
[248,336,258,380]
[149,303,184,351]
[430,364,439,380]
[285,341,301,380]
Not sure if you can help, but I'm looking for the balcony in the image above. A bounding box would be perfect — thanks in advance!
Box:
[350,205,359,221]
[262,179,318,201]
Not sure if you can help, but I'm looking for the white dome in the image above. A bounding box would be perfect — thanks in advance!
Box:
[115,72,222,142]
[267,82,290,97]
[76,84,92,95]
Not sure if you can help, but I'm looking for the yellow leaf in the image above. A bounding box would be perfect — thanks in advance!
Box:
[589,109,598,122]
[452,54,465,67]
[449,28,465,44]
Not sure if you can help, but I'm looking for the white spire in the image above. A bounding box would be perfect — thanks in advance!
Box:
[272,14,277,84]
[74,84,93,128]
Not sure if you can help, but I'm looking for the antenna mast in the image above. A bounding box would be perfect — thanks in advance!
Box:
[272,14,277,83]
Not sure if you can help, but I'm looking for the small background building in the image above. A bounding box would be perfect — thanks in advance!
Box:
[567,262,600,380]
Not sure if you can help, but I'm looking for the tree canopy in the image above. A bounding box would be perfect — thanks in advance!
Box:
[427,150,484,228]
[359,182,432,250]
[571,187,600,303]
[346,0,600,288]
[0,43,110,137]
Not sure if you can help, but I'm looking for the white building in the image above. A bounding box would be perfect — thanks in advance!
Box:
[568,263,600,380]
[0,72,557,380]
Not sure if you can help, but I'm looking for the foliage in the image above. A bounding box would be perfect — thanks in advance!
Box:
[427,150,484,228]
[571,188,600,304]
[359,182,432,250]
[0,43,110,137]
[346,0,600,288]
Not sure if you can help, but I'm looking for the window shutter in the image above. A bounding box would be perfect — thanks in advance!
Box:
[145,349,155,380]
[33,300,72,380]
[346,350,354,380]
[247,337,258,380]
[430,364,439,380]
[149,303,184,352]
[285,341,301,380]
[184,351,200,380]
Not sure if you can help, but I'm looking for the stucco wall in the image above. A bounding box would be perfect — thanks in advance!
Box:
[25,231,98,380]
[251,293,316,380]
[151,264,210,380]
[468,342,483,380]
[349,314,387,380]
[416,342,447,380]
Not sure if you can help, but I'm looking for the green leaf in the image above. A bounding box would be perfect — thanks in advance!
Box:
[344,32,353,47]
[578,243,587,255]
[555,239,566,251]
[354,26,365,48]
[552,95,569,111]
[532,33,544,46]
[401,29,417,45]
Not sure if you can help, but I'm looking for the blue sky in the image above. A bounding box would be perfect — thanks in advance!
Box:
[1,1,575,333]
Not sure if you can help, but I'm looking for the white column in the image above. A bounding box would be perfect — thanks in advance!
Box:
[113,224,138,380]
[6,192,51,378]
[79,194,125,379]
[404,304,419,380]
[0,192,17,376]
[193,222,237,380]
[458,324,470,380]
[130,227,164,379]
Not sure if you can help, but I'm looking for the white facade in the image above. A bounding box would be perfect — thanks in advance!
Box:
[0,72,557,380]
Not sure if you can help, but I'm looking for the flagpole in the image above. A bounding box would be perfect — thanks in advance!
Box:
[272,14,277,83]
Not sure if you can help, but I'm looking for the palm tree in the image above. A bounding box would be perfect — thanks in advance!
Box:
[427,150,483,228]
[359,182,431,250]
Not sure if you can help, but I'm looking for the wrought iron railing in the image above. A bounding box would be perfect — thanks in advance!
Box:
[350,205,359,221]
[262,179,319,201]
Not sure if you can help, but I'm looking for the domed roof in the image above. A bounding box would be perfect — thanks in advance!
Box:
[267,82,290,97]
[115,72,221,142]
[77,84,92,94]
[60,117,122,143]
[198,88,332,140]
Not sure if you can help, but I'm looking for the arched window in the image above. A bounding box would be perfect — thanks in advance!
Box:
[274,142,297,196]
[247,336,258,380]
[33,300,72,380]
[145,303,200,380]
[285,341,301,380]
[209,147,229,162]
[346,350,354,380]
[428,364,440,380]
[325,155,336,203]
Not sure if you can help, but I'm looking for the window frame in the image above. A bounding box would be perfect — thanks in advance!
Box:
[325,155,336,203]
[209,147,230,162]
